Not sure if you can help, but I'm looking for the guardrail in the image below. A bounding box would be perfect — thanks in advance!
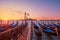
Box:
[0,24,27,40]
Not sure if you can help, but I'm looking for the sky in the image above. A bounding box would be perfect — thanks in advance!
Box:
[0,0,60,20]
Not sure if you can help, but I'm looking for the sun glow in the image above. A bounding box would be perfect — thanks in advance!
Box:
[0,7,24,20]
[3,18,8,20]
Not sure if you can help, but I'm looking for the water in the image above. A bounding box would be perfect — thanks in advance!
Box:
[0,20,60,40]
[32,20,60,40]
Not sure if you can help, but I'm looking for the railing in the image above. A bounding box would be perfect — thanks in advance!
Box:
[0,24,26,40]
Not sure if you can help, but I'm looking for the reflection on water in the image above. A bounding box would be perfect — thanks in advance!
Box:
[0,20,60,40]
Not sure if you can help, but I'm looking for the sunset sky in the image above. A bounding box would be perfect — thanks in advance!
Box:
[0,0,60,20]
